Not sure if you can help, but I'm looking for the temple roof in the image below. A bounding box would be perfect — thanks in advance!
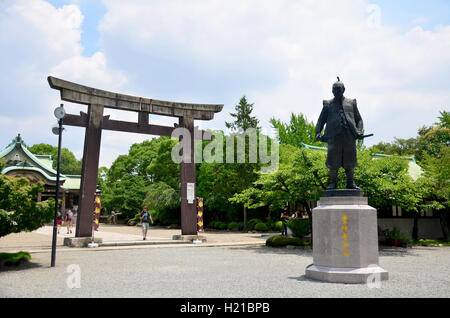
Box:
[300,142,423,180]
[0,134,80,190]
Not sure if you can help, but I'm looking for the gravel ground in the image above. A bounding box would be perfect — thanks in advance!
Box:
[1,245,449,298]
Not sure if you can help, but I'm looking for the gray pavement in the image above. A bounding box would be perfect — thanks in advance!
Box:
[0,224,269,253]
[1,244,449,298]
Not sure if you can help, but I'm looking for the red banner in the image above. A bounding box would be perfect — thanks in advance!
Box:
[93,194,101,231]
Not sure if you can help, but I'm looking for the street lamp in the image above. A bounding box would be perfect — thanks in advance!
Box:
[51,104,65,267]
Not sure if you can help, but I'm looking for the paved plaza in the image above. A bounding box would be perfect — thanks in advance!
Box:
[0,225,449,298]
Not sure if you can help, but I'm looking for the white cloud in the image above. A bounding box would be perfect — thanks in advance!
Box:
[0,0,127,167]
[95,0,450,150]
[1,0,449,169]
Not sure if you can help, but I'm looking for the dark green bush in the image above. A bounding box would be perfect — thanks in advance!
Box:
[158,207,180,226]
[228,222,240,231]
[248,218,263,231]
[286,219,310,238]
[266,235,310,247]
[273,221,282,231]
[254,223,270,232]
[0,251,31,266]
[208,221,218,229]
[218,222,228,230]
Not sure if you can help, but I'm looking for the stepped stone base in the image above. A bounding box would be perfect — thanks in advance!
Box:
[305,195,388,284]
[64,237,103,248]
[172,235,207,242]
[306,264,389,284]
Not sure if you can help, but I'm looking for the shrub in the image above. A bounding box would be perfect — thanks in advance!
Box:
[208,221,218,229]
[254,223,270,232]
[228,222,240,231]
[273,221,283,231]
[266,235,311,247]
[219,222,228,230]
[286,219,311,238]
[149,209,159,224]
[0,251,31,266]
[158,207,180,226]
[0,176,54,237]
[248,218,263,231]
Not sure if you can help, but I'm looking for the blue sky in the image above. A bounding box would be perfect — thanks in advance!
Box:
[1,0,449,167]
[373,0,450,31]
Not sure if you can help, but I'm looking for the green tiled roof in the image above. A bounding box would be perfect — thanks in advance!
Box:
[61,175,81,190]
[300,143,423,180]
[1,134,81,190]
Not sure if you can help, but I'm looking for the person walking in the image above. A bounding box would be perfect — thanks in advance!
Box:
[140,206,153,240]
[56,210,63,234]
[280,207,290,236]
[65,209,74,234]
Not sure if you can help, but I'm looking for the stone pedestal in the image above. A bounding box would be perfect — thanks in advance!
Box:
[305,193,388,284]
[172,235,207,243]
[64,237,103,248]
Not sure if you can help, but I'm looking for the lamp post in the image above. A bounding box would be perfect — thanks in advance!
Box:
[51,104,65,267]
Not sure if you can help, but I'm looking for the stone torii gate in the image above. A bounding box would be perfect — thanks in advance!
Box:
[48,76,223,238]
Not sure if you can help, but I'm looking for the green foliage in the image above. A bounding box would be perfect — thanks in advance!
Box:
[419,145,450,211]
[0,251,31,266]
[0,158,6,171]
[286,219,311,238]
[266,235,310,247]
[143,182,179,212]
[355,151,422,212]
[225,95,259,131]
[146,138,180,189]
[230,145,327,214]
[228,222,240,231]
[247,218,263,231]
[101,174,150,220]
[100,137,180,221]
[157,207,180,226]
[273,221,283,231]
[270,113,322,148]
[0,175,54,237]
[197,130,261,225]
[369,138,418,157]
[384,226,402,239]
[254,222,269,232]
[28,143,82,175]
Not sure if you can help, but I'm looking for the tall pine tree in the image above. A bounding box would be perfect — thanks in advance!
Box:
[225,96,259,131]
[224,95,260,230]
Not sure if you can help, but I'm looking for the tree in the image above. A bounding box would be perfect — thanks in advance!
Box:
[225,95,259,131]
[230,145,328,237]
[419,146,450,240]
[99,137,180,221]
[100,174,150,220]
[223,97,261,230]
[416,110,450,162]
[143,182,180,225]
[28,143,82,175]
[369,138,418,157]
[0,175,54,237]
[354,151,423,213]
[270,113,322,147]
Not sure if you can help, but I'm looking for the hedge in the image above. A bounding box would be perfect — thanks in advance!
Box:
[266,235,311,247]
[254,223,270,232]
